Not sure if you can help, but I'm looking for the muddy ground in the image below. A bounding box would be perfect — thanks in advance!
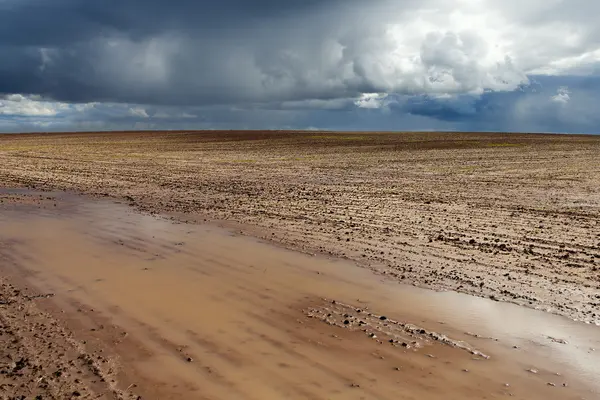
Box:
[1,190,598,399]
[1,131,599,326]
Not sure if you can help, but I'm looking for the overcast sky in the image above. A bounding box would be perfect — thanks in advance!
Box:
[1,0,599,133]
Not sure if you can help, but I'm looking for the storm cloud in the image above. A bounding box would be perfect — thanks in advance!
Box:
[1,0,600,133]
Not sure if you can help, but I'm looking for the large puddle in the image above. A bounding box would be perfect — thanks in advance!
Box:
[1,188,598,398]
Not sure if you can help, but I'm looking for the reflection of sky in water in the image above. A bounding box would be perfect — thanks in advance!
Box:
[382,283,600,390]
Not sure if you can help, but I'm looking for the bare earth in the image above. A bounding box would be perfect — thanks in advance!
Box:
[1,190,599,399]
[1,131,599,323]
[0,131,599,399]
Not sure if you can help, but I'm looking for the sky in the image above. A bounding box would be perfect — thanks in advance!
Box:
[1,0,600,133]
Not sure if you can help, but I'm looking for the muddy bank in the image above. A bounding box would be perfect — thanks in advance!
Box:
[1,131,599,326]
[1,190,599,399]
[0,277,139,400]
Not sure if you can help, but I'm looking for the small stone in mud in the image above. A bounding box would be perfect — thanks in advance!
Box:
[547,382,556,387]
[186,357,193,362]
[527,368,538,374]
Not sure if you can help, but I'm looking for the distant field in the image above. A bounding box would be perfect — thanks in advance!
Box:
[1,130,600,323]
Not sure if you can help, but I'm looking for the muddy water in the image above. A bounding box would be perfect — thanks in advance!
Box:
[377,281,600,384]
[0,189,598,399]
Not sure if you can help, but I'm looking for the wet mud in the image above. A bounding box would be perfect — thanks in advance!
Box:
[0,190,599,399]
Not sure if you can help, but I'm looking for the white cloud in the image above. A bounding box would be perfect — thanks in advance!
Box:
[327,0,600,94]
[354,93,389,109]
[128,107,149,118]
[0,95,69,117]
[551,86,571,103]
[201,0,598,104]
[214,0,600,102]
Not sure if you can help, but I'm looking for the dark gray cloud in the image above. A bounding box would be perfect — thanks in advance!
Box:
[0,0,533,106]
[0,1,343,45]
[1,0,366,105]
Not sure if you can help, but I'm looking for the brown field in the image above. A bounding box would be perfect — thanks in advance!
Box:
[1,131,600,399]
[1,131,599,322]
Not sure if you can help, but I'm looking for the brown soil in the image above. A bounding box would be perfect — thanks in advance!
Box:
[1,190,598,399]
[1,131,599,324]
[0,275,139,400]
